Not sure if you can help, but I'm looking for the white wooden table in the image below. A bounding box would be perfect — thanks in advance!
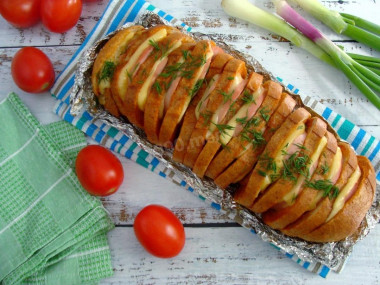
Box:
[1,0,379,283]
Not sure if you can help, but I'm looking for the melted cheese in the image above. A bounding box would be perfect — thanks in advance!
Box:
[283,136,328,204]
[137,40,182,110]
[117,29,168,100]
[98,32,137,95]
[219,86,264,146]
[327,147,343,181]
[313,147,343,203]
[258,125,306,193]
[178,49,214,121]
[99,79,111,95]
[326,166,361,222]
[208,75,243,135]
[195,75,220,119]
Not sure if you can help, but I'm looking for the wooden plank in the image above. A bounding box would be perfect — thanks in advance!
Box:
[0,0,379,47]
[100,154,232,225]
[102,226,380,284]
[0,1,108,48]
[1,44,379,127]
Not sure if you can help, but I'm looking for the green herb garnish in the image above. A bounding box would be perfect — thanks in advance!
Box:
[219,89,234,103]
[189,79,204,98]
[305,179,339,199]
[213,123,235,137]
[259,107,270,122]
[99,61,116,82]
[241,90,256,105]
[258,170,267,177]
[149,39,160,51]
[319,163,330,175]
[153,81,162,95]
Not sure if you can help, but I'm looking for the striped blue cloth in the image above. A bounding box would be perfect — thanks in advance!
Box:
[51,0,379,278]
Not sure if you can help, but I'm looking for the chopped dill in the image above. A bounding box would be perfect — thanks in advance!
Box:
[189,79,204,98]
[282,151,311,181]
[320,163,330,175]
[258,153,277,173]
[305,179,339,199]
[200,110,213,126]
[259,107,271,122]
[182,49,189,60]
[236,116,249,125]
[153,81,162,95]
[245,116,261,129]
[213,123,235,137]
[250,130,266,146]
[219,89,234,103]
[99,61,116,82]
[228,100,237,114]
[241,90,256,105]
[294,143,307,150]
[257,170,267,177]
[126,70,133,82]
[149,39,160,51]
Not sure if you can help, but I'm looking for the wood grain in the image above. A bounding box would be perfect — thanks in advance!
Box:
[0,0,379,283]
[104,226,380,284]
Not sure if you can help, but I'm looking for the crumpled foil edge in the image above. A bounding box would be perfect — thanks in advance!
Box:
[70,12,380,273]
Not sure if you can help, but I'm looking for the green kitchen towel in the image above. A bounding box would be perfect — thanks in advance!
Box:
[0,93,114,284]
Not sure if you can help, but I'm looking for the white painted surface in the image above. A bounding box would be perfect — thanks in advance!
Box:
[0,0,379,283]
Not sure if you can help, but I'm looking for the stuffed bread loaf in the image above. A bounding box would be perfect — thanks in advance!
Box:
[91,25,376,243]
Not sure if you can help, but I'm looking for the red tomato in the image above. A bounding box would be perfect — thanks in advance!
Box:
[134,205,186,258]
[11,47,55,93]
[40,0,82,33]
[75,145,124,196]
[0,0,41,28]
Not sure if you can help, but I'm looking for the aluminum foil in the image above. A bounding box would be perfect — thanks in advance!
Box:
[70,12,380,273]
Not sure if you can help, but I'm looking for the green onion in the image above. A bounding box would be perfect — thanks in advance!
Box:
[275,0,380,109]
[290,0,380,51]
[221,0,334,66]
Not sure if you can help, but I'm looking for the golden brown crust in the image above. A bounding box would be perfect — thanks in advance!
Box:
[124,31,190,128]
[214,93,296,188]
[282,142,358,238]
[173,53,233,163]
[158,40,216,146]
[262,131,338,229]
[182,58,247,168]
[144,42,196,144]
[92,25,144,96]
[234,108,311,208]
[250,117,327,213]
[92,25,376,243]
[192,72,262,178]
[300,156,375,242]
[111,26,176,120]
[213,82,285,188]
[204,77,275,180]
[92,25,144,117]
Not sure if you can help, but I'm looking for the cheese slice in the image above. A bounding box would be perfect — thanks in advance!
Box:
[195,74,221,119]
[116,29,168,101]
[178,48,214,121]
[326,165,361,222]
[309,146,343,208]
[98,32,138,95]
[137,40,183,110]
[283,136,328,204]
[219,86,265,146]
[258,126,306,193]
[208,75,243,135]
